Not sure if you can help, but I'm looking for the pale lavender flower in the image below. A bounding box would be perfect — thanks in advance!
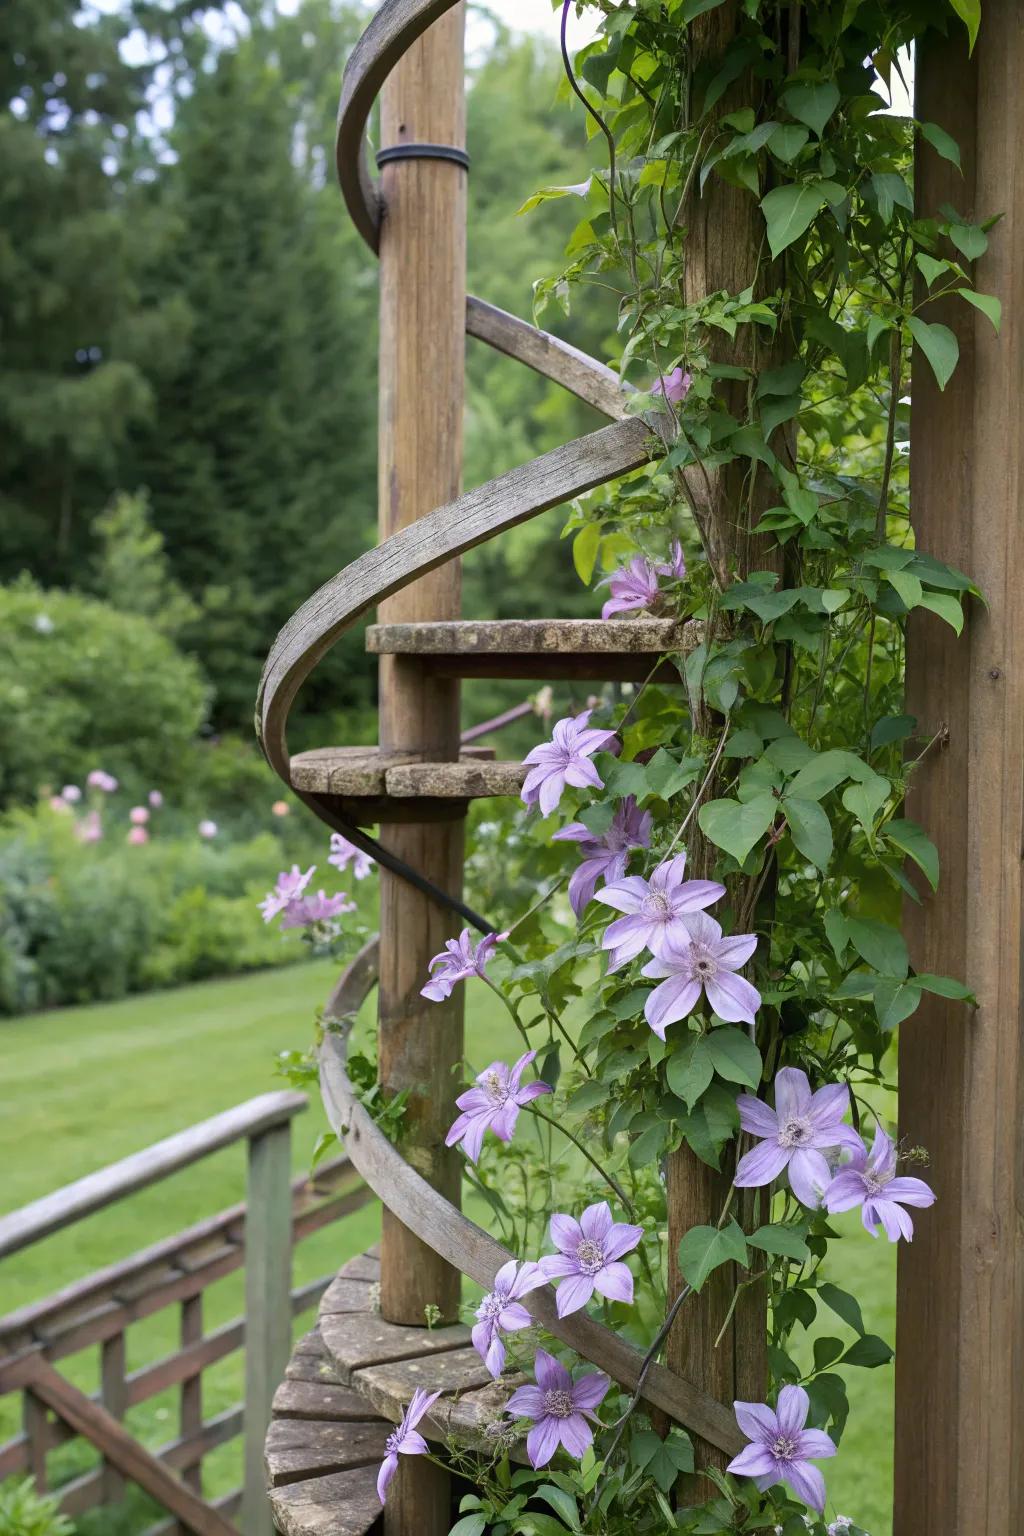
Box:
[328,831,374,880]
[198,819,218,839]
[651,366,692,404]
[259,864,315,924]
[596,851,725,969]
[87,769,118,793]
[642,911,760,1036]
[735,1067,863,1208]
[599,555,662,619]
[824,1122,936,1242]
[279,889,354,933]
[421,929,500,1002]
[539,1201,643,1317]
[445,1050,551,1163]
[506,1349,609,1468]
[656,539,687,580]
[129,806,149,826]
[128,826,149,846]
[472,1259,547,1377]
[828,1520,857,1535]
[376,1388,441,1504]
[521,709,618,817]
[552,796,652,916]
[61,785,82,804]
[148,789,163,808]
[727,1385,836,1512]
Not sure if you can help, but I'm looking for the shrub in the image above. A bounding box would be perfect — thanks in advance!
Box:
[0,1478,74,1536]
[0,577,208,807]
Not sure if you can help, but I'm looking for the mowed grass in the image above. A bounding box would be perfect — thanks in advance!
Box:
[0,963,895,1534]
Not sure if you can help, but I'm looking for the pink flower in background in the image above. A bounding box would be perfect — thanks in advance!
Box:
[278,890,354,933]
[824,1123,936,1241]
[129,806,149,826]
[375,1388,441,1504]
[521,710,618,817]
[328,832,375,881]
[651,365,692,404]
[727,1385,836,1511]
[87,770,118,793]
[446,1050,551,1163]
[642,912,760,1035]
[127,826,149,845]
[148,790,163,809]
[734,1067,863,1208]
[505,1349,609,1469]
[76,811,102,843]
[259,865,315,924]
[62,785,82,804]
[421,929,500,1001]
[538,1201,643,1318]
[198,819,218,839]
[552,796,652,916]
[596,852,726,969]
[599,556,662,619]
[49,795,70,814]
[271,799,290,817]
[472,1259,547,1377]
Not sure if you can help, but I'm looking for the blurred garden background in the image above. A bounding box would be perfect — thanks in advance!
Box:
[0,2,895,1531]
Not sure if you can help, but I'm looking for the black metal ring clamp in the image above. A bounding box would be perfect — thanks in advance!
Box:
[376,143,470,171]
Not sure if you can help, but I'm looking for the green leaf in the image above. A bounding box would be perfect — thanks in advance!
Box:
[920,120,962,169]
[681,0,727,19]
[704,1026,762,1088]
[533,1485,582,1531]
[666,1037,714,1110]
[573,522,601,584]
[915,252,950,288]
[782,81,840,138]
[630,1428,694,1491]
[818,1281,865,1336]
[842,773,890,833]
[449,1519,487,1536]
[747,1224,810,1261]
[760,182,829,259]
[842,1334,895,1368]
[870,171,913,224]
[813,1335,845,1371]
[783,795,833,870]
[823,909,849,960]
[698,793,777,864]
[886,568,924,609]
[949,221,988,260]
[877,975,922,1030]
[949,0,981,53]
[885,818,939,890]
[907,316,960,391]
[787,748,865,801]
[516,178,592,216]
[310,1130,338,1172]
[914,972,975,1001]
[918,590,965,633]
[644,747,701,801]
[845,917,909,978]
[677,1218,748,1292]
[956,288,1002,333]
[767,123,810,162]
[871,714,916,751]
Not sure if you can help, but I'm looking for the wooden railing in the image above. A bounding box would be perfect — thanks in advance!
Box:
[0,1091,373,1536]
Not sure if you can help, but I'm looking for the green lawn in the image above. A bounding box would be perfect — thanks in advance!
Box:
[0,963,895,1535]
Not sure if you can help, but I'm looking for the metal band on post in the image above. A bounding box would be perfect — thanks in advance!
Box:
[376,142,470,170]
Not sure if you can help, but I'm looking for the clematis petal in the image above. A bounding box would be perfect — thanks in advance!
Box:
[705,969,761,1024]
[806,1080,851,1129]
[534,1349,571,1395]
[874,1198,916,1242]
[823,1169,870,1213]
[557,1412,593,1459]
[737,1094,779,1139]
[713,930,759,967]
[734,1400,779,1445]
[602,1222,645,1262]
[734,1138,790,1189]
[788,1148,833,1209]
[506,1384,544,1417]
[579,1201,613,1243]
[398,1430,428,1457]
[508,1261,548,1298]
[644,974,702,1038]
[549,1213,583,1253]
[884,1176,936,1208]
[593,1261,634,1305]
[539,1253,579,1280]
[775,1384,810,1437]
[774,1066,813,1122]
[796,1429,837,1461]
[570,1371,610,1413]
[498,1302,533,1332]
[485,1334,506,1377]
[376,1451,399,1503]
[727,1444,779,1480]
[538,771,567,817]
[671,879,728,914]
[594,876,651,913]
[784,1459,827,1513]
[554,1272,597,1317]
[526,1416,562,1469]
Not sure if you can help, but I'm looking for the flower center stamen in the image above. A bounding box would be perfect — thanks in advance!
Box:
[690,944,718,979]
[770,1433,799,1461]
[777,1116,813,1149]
[641,891,672,919]
[543,1389,575,1419]
[483,1070,507,1105]
[478,1291,505,1320]
[574,1238,605,1275]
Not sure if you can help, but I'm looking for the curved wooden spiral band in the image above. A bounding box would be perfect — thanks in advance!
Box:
[317,940,743,1458]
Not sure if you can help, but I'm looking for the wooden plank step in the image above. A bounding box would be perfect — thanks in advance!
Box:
[288,748,526,812]
[366,617,699,679]
[265,1418,392,1488]
[268,1463,382,1536]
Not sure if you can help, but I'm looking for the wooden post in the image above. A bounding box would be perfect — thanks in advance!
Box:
[179,1293,204,1532]
[375,8,467,1533]
[895,7,1024,1531]
[23,1391,48,1494]
[100,1331,127,1503]
[242,1121,293,1536]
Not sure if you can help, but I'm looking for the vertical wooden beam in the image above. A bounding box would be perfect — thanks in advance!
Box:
[100,1331,127,1503]
[23,1391,48,1494]
[375,10,466,1533]
[180,1293,204,1526]
[242,1122,293,1536]
[896,7,1024,1532]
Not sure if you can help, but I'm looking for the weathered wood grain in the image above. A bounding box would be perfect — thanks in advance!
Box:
[243,1120,294,1536]
[289,747,497,798]
[318,1311,471,1384]
[465,296,628,419]
[265,1418,391,1487]
[367,617,695,656]
[268,1462,381,1536]
[271,1380,374,1424]
[351,1346,496,1420]
[317,1277,376,1317]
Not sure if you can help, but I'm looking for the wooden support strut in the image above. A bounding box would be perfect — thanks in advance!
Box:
[374,6,467,1533]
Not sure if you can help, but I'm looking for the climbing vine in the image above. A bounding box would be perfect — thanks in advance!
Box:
[267,1,993,1531]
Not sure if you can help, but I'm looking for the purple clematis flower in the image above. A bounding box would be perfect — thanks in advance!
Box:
[376,1388,442,1504]
[538,1201,644,1317]
[599,555,663,619]
[641,911,760,1035]
[328,832,374,880]
[727,1385,836,1512]
[651,366,692,404]
[278,889,354,933]
[421,928,500,1002]
[521,710,618,817]
[445,1050,552,1163]
[506,1349,609,1468]
[824,1122,936,1241]
[472,1259,547,1377]
[552,796,652,916]
[656,539,687,580]
[596,851,726,969]
[734,1067,863,1208]
[259,864,315,923]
